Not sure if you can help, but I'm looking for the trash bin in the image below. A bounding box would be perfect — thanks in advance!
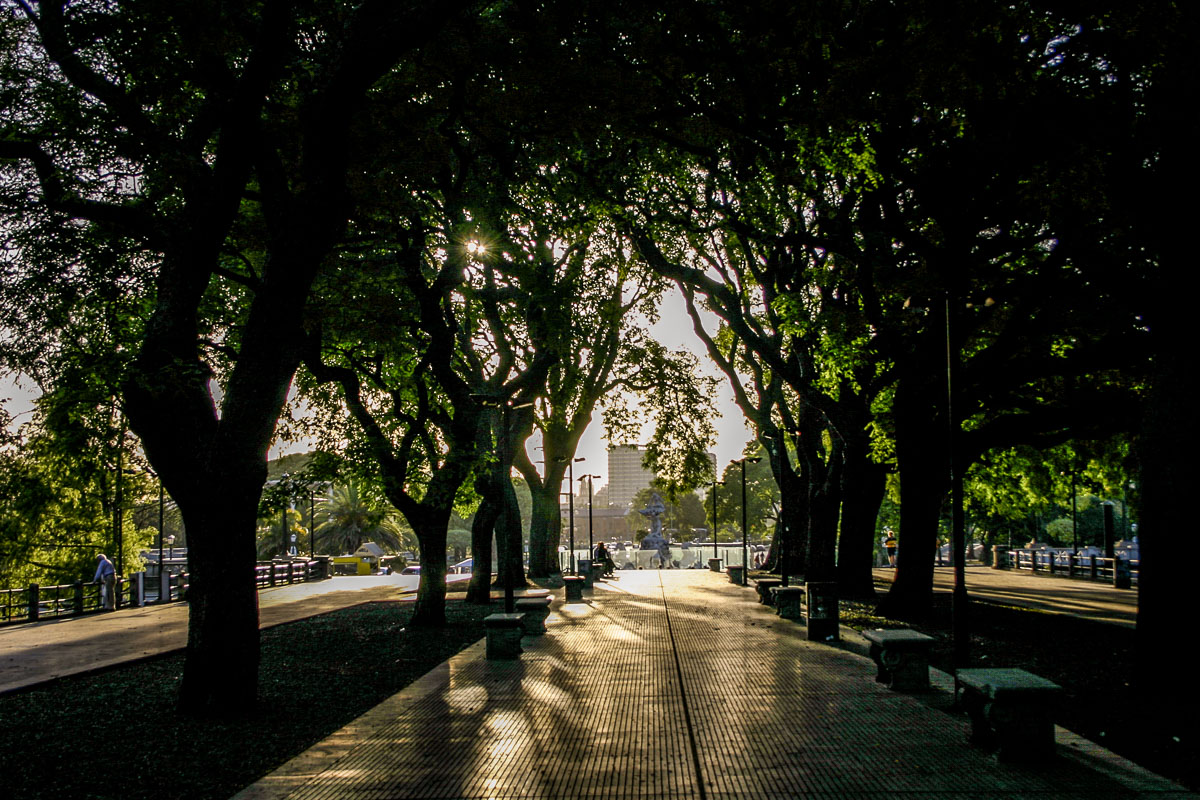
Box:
[805,581,839,641]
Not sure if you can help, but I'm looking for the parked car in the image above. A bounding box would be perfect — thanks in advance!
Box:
[399,565,421,575]
[449,559,473,574]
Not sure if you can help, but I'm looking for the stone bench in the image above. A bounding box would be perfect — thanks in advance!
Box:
[957,668,1062,762]
[727,564,745,584]
[708,557,723,572]
[773,586,805,620]
[755,579,782,605]
[562,575,585,602]
[514,596,553,635]
[484,613,525,659]
[862,629,934,691]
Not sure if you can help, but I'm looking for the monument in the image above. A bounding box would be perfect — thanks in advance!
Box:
[638,493,673,568]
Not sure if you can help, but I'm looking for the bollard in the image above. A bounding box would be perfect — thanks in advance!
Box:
[28,583,39,622]
[132,572,145,607]
[991,545,1008,570]
[160,569,171,604]
[1067,553,1076,577]
[1113,556,1132,589]
[563,575,585,602]
[73,581,84,615]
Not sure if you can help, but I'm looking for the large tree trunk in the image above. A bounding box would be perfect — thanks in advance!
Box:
[764,453,807,578]
[878,366,947,619]
[126,260,310,715]
[177,486,262,715]
[412,512,450,627]
[526,482,562,577]
[1135,20,1196,775]
[837,453,887,598]
[467,480,498,604]
[493,477,528,590]
[803,437,842,583]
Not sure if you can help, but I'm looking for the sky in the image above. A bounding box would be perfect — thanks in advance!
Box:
[559,287,751,494]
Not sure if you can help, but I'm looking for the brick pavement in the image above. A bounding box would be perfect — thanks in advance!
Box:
[233,570,1190,800]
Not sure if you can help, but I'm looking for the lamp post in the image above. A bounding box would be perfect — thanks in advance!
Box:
[278,472,290,559]
[737,457,761,585]
[558,456,585,573]
[943,294,970,673]
[309,487,316,558]
[580,474,600,560]
[706,480,724,562]
[157,480,165,582]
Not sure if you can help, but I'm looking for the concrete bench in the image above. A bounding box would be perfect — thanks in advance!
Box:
[957,668,1062,762]
[562,575,585,602]
[754,579,782,604]
[514,596,553,635]
[773,586,805,620]
[727,564,745,584]
[484,613,525,659]
[863,629,934,691]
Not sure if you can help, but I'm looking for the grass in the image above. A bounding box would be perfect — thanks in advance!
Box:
[0,600,493,800]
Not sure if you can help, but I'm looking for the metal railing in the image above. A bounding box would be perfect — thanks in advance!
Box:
[1007,548,1138,584]
[1,557,326,627]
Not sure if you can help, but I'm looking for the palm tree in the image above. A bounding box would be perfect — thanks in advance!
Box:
[315,480,411,555]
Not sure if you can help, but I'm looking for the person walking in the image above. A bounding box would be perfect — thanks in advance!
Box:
[883,530,897,567]
[93,554,117,610]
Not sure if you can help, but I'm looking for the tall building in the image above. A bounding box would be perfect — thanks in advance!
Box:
[607,444,656,510]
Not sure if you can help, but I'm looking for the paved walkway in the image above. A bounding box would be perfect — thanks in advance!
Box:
[233,570,1189,799]
[875,564,1138,627]
[0,573,468,695]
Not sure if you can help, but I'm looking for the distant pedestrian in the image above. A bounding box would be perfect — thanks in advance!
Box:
[93,554,116,610]
[884,530,897,567]
[594,542,615,576]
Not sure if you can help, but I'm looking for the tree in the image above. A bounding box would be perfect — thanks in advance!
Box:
[1,0,485,715]
[313,481,409,556]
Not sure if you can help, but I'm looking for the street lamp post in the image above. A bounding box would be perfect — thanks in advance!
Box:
[580,474,600,561]
[737,457,761,585]
[558,456,585,573]
[157,480,165,583]
[943,294,970,673]
[707,480,724,563]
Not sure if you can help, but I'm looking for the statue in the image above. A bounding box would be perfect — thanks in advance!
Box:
[638,493,673,568]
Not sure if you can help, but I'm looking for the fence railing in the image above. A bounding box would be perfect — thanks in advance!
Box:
[1006,548,1138,584]
[1,557,326,627]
